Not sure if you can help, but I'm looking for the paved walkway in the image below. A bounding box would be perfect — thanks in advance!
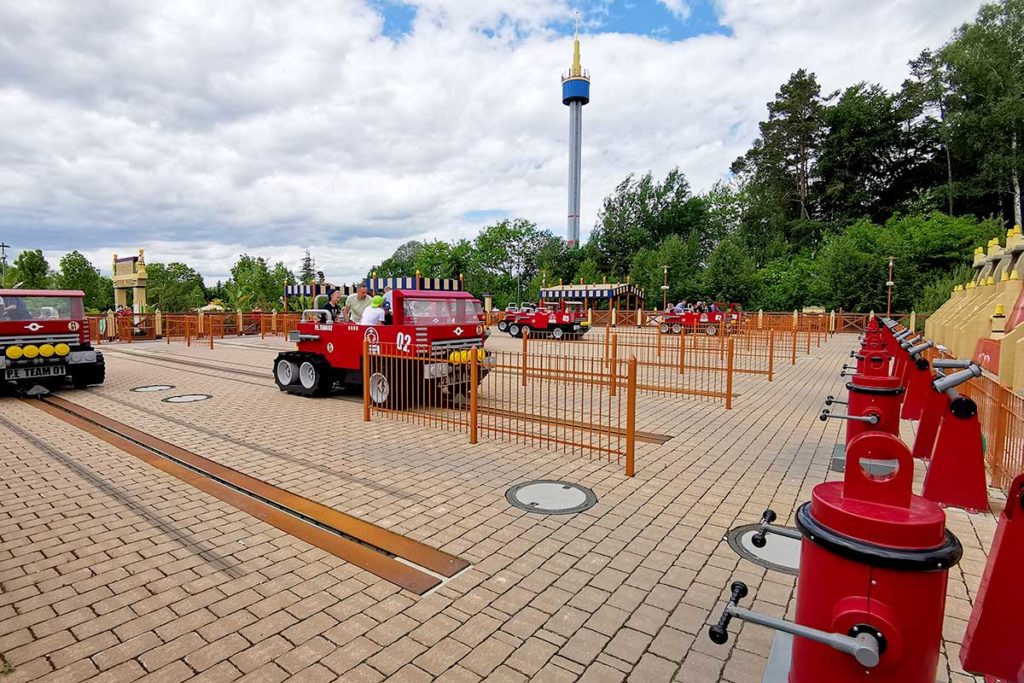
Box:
[0,334,998,681]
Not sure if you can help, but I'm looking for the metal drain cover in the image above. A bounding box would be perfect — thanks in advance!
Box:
[725,524,801,575]
[132,385,175,392]
[506,481,597,515]
[162,394,211,403]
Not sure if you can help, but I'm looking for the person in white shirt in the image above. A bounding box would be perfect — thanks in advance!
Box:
[360,296,386,325]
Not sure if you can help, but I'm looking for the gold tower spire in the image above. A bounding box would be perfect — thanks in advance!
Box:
[571,10,582,77]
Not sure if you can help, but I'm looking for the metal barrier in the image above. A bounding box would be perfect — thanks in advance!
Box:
[115,314,157,342]
[961,373,1024,491]
[364,340,639,476]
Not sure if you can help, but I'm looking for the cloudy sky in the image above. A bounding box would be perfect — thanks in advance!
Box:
[0,0,985,284]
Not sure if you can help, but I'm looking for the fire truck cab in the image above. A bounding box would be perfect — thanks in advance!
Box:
[274,289,488,404]
[0,289,105,391]
[660,303,743,335]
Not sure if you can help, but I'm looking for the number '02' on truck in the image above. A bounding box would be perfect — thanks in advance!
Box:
[273,289,489,406]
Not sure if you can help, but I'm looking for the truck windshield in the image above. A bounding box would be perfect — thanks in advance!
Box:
[0,296,83,322]
[402,298,481,325]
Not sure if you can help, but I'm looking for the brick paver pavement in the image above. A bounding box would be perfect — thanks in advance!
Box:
[0,333,999,681]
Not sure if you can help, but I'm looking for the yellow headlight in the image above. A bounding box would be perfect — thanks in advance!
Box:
[54,343,71,357]
[22,345,39,359]
[449,351,461,364]
[39,344,55,358]
[460,350,471,363]
[5,346,22,360]
[477,348,486,360]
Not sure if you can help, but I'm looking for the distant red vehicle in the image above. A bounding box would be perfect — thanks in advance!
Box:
[501,301,589,340]
[274,289,488,405]
[659,303,743,335]
[0,289,105,390]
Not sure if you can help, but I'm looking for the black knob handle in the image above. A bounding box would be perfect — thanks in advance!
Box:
[820,410,830,421]
[759,509,777,525]
[708,581,748,645]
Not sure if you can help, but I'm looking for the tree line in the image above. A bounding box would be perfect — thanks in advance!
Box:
[373,0,1021,313]
[0,249,304,313]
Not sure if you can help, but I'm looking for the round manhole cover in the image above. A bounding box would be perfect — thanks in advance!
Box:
[506,481,597,515]
[725,524,801,575]
[162,394,212,403]
[132,385,175,392]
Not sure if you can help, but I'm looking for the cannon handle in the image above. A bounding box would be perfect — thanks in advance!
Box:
[708,582,748,644]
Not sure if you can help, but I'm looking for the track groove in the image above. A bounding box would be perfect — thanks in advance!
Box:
[25,395,469,594]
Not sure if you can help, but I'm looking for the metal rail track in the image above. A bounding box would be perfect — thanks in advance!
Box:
[24,395,468,594]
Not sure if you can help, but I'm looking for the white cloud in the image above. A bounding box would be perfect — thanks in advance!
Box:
[655,0,690,20]
[0,0,986,285]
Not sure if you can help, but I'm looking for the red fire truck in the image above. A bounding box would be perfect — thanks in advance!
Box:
[0,289,105,390]
[274,289,488,405]
[497,301,589,340]
[659,303,743,335]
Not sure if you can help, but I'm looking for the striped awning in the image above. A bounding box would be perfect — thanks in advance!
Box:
[285,277,463,297]
[539,283,645,300]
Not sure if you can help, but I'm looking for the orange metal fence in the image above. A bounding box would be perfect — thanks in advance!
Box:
[364,340,638,476]
[960,374,1024,491]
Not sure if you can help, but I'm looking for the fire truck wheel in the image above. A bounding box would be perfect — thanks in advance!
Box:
[521,325,531,338]
[508,324,521,338]
[368,371,408,408]
[552,327,564,340]
[497,320,508,333]
[706,325,717,336]
[672,324,682,334]
[72,360,105,389]
[275,359,299,388]
[660,323,669,334]
[298,360,332,396]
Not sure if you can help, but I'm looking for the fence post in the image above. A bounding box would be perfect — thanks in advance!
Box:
[469,349,479,445]
[656,328,662,358]
[625,356,637,477]
[991,385,1009,488]
[678,331,686,376]
[521,328,529,387]
[609,334,618,397]
[768,330,775,381]
[362,339,371,422]
[186,319,192,347]
[725,337,735,410]
[791,327,797,365]
[805,322,811,354]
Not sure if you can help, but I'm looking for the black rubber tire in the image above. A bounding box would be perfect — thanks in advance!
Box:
[508,324,521,338]
[72,357,105,389]
[497,320,508,333]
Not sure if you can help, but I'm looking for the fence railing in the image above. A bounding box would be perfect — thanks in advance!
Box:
[363,340,639,476]
[85,311,302,343]
[960,373,1024,492]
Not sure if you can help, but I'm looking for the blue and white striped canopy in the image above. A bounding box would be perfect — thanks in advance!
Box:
[539,283,644,300]
[285,277,463,297]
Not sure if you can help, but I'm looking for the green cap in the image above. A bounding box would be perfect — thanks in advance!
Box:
[371,296,384,307]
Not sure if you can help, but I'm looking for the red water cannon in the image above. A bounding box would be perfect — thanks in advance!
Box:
[843,348,892,377]
[960,474,1024,682]
[821,374,904,442]
[919,360,988,512]
[894,337,934,421]
[708,431,963,683]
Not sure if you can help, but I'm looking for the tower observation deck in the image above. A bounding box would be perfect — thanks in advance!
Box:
[561,16,590,247]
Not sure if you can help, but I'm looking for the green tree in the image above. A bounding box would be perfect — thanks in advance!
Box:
[702,236,760,304]
[735,69,826,223]
[11,249,50,289]
[145,262,207,312]
[228,255,281,310]
[589,168,705,276]
[941,0,1024,227]
[299,250,316,284]
[56,251,111,310]
[371,240,424,277]
[473,219,550,306]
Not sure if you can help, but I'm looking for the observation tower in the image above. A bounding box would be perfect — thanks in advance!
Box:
[561,16,590,246]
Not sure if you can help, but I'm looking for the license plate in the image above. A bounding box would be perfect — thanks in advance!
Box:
[5,365,66,380]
